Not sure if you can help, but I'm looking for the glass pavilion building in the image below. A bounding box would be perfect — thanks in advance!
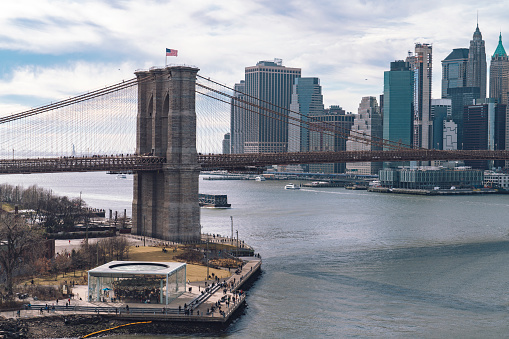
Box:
[88,261,186,305]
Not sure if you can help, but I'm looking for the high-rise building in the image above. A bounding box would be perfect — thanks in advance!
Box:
[466,24,487,100]
[489,33,509,105]
[243,59,301,153]
[448,87,479,149]
[230,80,246,154]
[431,99,452,150]
[488,33,509,168]
[383,60,414,150]
[407,43,432,149]
[288,77,324,153]
[308,106,354,173]
[441,48,469,99]
[443,119,458,150]
[463,100,506,169]
[441,24,486,150]
[346,96,383,175]
[222,133,230,154]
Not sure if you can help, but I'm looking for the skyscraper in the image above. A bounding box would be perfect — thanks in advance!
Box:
[346,96,383,175]
[383,60,414,150]
[463,100,506,169]
[448,87,480,149]
[466,24,487,100]
[288,77,324,153]
[431,99,452,150]
[441,24,486,150]
[441,48,469,99]
[243,59,301,153]
[308,106,354,173]
[407,43,432,149]
[443,119,458,150]
[230,80,246,154]
[489,33,509,105]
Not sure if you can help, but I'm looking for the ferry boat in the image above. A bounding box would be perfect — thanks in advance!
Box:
[284,183,300,190]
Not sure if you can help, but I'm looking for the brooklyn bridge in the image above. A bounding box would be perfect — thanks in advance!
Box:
[0,65,506,242]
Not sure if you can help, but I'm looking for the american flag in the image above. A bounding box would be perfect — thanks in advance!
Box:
[166,48,178,57]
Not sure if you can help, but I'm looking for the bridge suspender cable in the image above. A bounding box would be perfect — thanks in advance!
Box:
[0,75,153,125]
[195,82,375,148]
[196,74,416,151]
[196,80,404,151]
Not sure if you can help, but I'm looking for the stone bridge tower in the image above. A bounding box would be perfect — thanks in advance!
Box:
[132,66,201,242]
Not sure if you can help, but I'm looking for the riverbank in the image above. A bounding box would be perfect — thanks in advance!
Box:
[0,313,242,338]
[0,255,261,338]
[368,186,502,195]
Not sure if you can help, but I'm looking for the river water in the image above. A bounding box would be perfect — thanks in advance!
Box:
[2,172,509,338]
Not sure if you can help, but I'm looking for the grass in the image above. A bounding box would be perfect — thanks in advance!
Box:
[128,246,230,282]
[19,245,231,288]
[1,203,14,212]
[20,270,87,286]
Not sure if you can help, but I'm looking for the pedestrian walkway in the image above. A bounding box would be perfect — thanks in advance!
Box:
[1,257,261,323]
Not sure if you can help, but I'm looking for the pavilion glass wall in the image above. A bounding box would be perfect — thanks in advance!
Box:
[167,265,186,303]
[88,267,186,305]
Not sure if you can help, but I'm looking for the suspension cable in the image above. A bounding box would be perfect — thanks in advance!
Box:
[197,74,414,150]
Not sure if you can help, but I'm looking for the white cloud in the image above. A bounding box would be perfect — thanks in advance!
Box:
[0,0,507,115]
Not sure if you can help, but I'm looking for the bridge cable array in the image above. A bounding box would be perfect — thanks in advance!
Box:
[196,74,416,151]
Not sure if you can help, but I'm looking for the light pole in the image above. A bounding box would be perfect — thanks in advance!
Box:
[236,230,239,258]
[206,238,209,281]
[143,215,146,247]
[230,216,233,244]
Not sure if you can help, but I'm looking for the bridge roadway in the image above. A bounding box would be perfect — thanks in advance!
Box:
[0,149,507,174]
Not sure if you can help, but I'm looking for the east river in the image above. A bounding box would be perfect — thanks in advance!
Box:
[2,172,509,338]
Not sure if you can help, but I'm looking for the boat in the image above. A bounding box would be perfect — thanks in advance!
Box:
[284,183,300,190]
[345,184,368,190]
[255,176,266,181]
[199,194,231,208]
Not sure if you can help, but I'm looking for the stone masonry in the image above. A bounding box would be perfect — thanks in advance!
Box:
[132,66,201,242]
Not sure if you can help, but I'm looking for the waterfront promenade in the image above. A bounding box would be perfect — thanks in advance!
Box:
[0,253,261,325]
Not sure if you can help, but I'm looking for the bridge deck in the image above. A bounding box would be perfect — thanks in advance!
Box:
[0,150,507,174]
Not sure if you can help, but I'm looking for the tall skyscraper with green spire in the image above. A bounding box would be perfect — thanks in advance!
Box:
[489,33,509,105]
[466,23,487,100]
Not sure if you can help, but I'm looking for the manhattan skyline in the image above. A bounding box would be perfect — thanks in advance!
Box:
[0,1,509,115]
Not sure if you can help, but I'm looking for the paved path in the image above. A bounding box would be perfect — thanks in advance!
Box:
[1,257,261,322]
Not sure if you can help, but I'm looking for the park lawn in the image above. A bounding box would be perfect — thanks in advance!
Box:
[127,246,230,282]
[20,245,231,287]
[1,203,15,212]
[20,270,88,287]
[128,246,181,261]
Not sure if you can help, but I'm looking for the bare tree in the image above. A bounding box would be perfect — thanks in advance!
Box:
[33,257,51,276]
[112,236,130,260]
[55,251,72,277]
[0,212,43,297]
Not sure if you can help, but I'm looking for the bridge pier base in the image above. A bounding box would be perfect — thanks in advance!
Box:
[132,66,201,243]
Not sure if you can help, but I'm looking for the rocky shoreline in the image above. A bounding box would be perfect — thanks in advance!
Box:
[0,313,243,338]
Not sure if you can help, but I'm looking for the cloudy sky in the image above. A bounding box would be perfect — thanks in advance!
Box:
[0,0,508,116]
